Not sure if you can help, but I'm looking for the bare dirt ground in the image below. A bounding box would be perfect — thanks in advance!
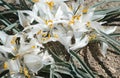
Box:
[84,0,120,78]
[0,0,120,78]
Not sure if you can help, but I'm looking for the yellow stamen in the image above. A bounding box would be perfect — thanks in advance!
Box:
[89,34,96,41]
[46,20,53,25]
[48,34,51,39]
[24,67,30,78]
[69,19,75,25]
[46,1,54,9]
[42,33,47,37]
[73,15,81,20]
[82,8,88,13]
[41,38,47,41]
[86,21,91,27]
[32,0,39,3]
[69,6,73,11]
[20,66,23,73]
[10,36,16,44]
[4,62,8,69]
[31,45,36,49]
[37,30,42,35]
[54,34,59,38]
[13,47,17,51]
[45,20,53,28]
[69,15,81,25]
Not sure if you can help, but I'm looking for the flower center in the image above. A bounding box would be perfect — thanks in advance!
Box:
[3,62,8,69]
[69,15,81,25]
[53,34,59,38]
[86,21,91,27]
[45,20,53,29]
[82,8,88,13]
[24,67,30,78]
[46,1,54,9]
[11,36,17,44]
[89,34,96,41]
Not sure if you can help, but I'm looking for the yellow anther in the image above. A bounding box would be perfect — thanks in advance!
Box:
[20,66,23,73]
[13,47,17,51]
[86,21,91,27]
[49,24,53,29]
[69,19,75,25]
[45,20,53,25]
[32,0,39,2]
[11,36,16,44]
[11,40,15,44]
[73,15,81,20]
[24,67,30,78]
[46,1,54,9]
[4,62,8,69]
[89,34,96,41]
[48,34,51,39]
[82,8,88,13]
[31,45,36,49]
[54,34,59,38]
[41,38,47,41]
[69,15,81,25]
[42,33,47,37]
[37,30,42,35]
[45,20,53,28]
[69,6,73,11]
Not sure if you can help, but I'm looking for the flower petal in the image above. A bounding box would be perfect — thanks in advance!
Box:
[24,54,43,73]
[70,35,89,50]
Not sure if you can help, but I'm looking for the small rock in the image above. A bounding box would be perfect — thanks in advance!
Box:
[109,67,116,73]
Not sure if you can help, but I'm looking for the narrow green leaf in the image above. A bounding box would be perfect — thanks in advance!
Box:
[0,10,17,15]
[107,41,120,54]
[48,48,66,63]
[4,23,18,31]
[69,50,95,78]
[70,59,90,78]
[94,7,120,15]
[100,31,120,47]
[109,33,120,37]
[19,0,30,10]
[54,72,62,78]
[54,65,75,78]
[91,0,120,8]
[0,0,15,10]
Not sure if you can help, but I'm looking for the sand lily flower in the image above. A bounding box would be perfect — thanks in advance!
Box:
[0,31,54,77]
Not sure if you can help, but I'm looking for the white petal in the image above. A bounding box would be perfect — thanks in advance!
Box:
[91,22,117,34]
[101,42,108,57]
[41,51,54,65]
[18,11,31,27]
[101,26,117,34]
[70,36,89,50]
[8,60,20,73]
[0,46,12,53]
[24,54,43,72]
[0,31,8,44]
[92,15,106,21]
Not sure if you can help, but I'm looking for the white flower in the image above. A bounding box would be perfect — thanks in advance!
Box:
[100,42,108,57]
[0,31,8,44]
[8,59,21,74]
[24,54,43,73]
[91,21,117,34]
[40,51,54,65]
[70,35,89,50]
